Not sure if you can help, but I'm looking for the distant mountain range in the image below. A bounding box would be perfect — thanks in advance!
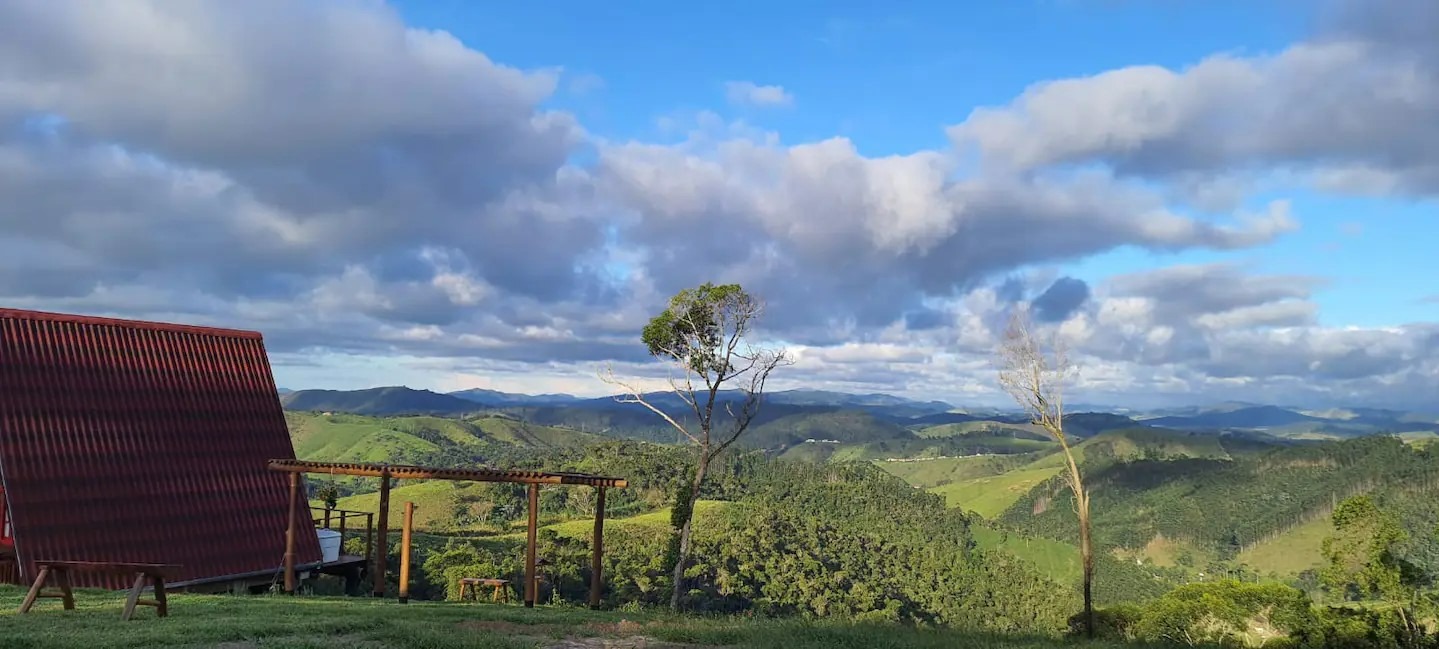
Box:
[279,386,960,417]
[449,387,582,406]
[276,385,1439,450]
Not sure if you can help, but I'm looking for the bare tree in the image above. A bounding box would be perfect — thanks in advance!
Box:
[996,306,1095,638]
[600,282,791,610]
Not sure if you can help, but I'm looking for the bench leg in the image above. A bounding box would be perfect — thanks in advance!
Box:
[153,576,168,618]
[56,567,75,611]
[458,582,469,602]
[122,573,146,621]
[19,567,50,614]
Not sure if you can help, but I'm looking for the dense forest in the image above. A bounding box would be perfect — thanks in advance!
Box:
[291,410,1439,647]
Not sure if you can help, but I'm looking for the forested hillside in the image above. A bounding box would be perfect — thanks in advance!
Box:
[286,412,1179,628]
[282,403,1439,646]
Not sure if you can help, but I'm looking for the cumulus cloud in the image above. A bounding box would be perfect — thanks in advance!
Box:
[724,81,795,108]
[947,0,1439,197]
[0,0,1433,408]
[594,133,1293,344]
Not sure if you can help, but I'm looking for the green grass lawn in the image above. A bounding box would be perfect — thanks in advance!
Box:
[0,586,1137,649]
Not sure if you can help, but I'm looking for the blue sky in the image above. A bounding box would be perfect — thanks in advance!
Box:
[393,0,1434,329]
[396,0,1313,151]
[1,0,1436,408]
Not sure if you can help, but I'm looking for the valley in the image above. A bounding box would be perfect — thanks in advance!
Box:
[280,385,1439,624]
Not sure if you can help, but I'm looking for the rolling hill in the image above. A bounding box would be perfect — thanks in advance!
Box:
[282,386,479,416]
[894,427,1256,519]
[1144,405,1326,430]
[286,411,602,464]
[447,387,581,406]
[1137,403,1439,438]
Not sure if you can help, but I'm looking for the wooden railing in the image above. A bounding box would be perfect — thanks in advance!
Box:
[310,507,374,567]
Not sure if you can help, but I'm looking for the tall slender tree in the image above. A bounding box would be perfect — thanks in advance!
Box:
[996,306,1095,638]
[601,282,790,609]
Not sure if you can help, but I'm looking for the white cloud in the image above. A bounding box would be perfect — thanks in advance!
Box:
[0,0,1435,409]
[724,81,795,108]
[946,0,1439,198]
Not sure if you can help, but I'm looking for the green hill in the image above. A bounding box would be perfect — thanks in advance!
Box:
[1237,515,1332,578]
[747,409,913,448]
[904,428,1233,519]
[876,454,1038,489]
[324,480,472,531]
[971,523,1082,585]
[283,386,478,416]
[915,420,1049,439]
[287,411,602,463]
[289,412,442,463]
[1002,435,1439,570]
[929,465,1064,518]
[507,500,733,541]
[780,435,1053,463]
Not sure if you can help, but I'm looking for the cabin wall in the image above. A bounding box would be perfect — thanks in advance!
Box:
[0,308,323,590]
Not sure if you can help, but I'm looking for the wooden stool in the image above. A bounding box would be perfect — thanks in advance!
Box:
[19,560,181,621]
[458,577,510,603]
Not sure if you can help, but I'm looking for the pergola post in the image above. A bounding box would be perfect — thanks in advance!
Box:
[284,471,300,595]
[589,486,606,609]
[264,459,627,606]
[373,469,391,597]
[399,501,415,604]
[525,482,539,608]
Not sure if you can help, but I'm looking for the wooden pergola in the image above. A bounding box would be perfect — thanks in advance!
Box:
[266,459,628,608]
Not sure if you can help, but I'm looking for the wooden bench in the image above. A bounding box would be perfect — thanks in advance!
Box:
[18,560,181,621]
[458,577,510,603]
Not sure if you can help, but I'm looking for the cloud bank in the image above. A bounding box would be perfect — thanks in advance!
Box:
[0,0,1435,408]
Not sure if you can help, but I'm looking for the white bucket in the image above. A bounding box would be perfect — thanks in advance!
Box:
[316,529,342,563]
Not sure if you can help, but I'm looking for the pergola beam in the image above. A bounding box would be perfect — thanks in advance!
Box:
[267,459,628,488]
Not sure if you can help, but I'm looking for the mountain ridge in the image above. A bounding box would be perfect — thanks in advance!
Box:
[278,385,1439,442]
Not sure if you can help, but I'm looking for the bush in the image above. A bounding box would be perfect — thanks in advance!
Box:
[1133,580,1320,647]
[1068,603,1144,640]
[1313,606,1435,649]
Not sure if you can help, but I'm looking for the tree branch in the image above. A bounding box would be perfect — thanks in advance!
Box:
[598,365,702,445]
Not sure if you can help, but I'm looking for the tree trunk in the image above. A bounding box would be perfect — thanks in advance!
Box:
[1079,491,1095,639]
[669,452,710,610]
[1061,444,1094,639]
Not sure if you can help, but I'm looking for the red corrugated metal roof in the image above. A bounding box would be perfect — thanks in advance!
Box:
[0,307,322,589]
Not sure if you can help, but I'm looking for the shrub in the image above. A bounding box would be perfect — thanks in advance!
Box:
[1133,580,1320,647]
[1069,603,1144,640]
[1313,606,1435,649]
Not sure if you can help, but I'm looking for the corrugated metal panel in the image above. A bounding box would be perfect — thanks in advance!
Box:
[0,308,322,589]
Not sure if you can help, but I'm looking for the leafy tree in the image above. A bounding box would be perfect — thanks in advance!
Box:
[1321,495,1432,645]
[601,282,791,609]
[996,307,1096,637]
[1132,580,1320,647]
